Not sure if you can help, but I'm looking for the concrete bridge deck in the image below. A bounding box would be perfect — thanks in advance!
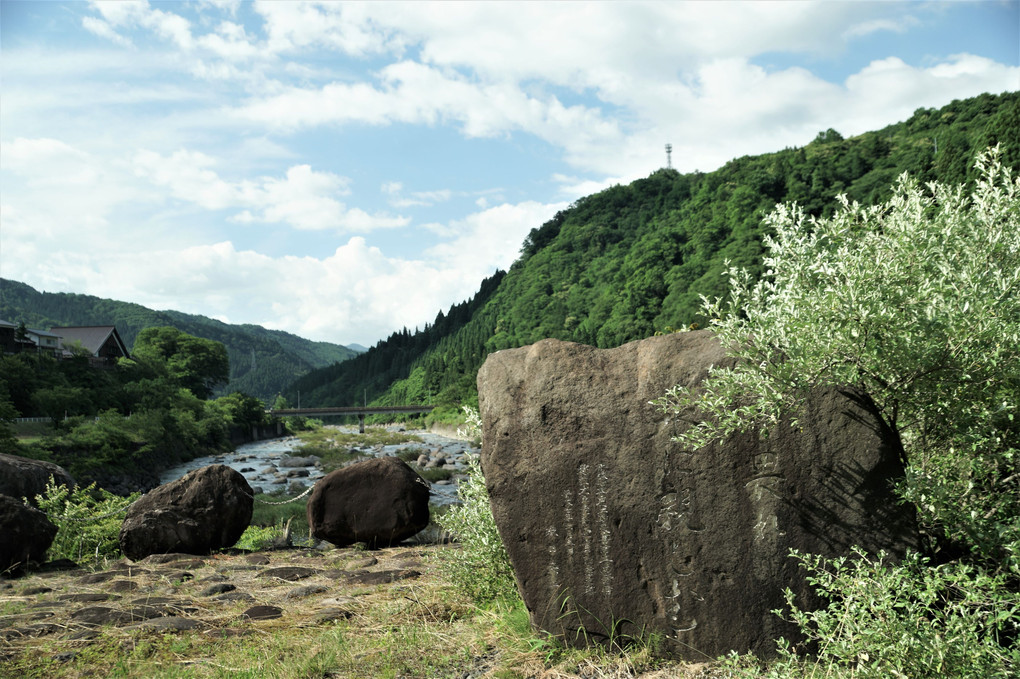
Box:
[269,405,434,433]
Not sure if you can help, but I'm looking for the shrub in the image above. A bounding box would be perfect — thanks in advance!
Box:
[437,406,519,604]
[32,477,138,564]
[233,524,286,551]
[726,548,1020,678]
[656,147,1020,674]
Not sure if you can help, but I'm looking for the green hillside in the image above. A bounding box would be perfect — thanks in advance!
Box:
[284,91,1019,413]
[0,280,360,402]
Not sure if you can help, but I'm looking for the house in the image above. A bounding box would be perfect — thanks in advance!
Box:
[25,327,63,357]
[51,326,130,367]
[1,318,53,355]
[0,320,27,354]
[0,319,20,354]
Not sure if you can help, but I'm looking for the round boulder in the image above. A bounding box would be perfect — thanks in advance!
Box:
[0,453,75,506]
[119,465,253,561]
[0,494,58,574]
[307,457,430,548]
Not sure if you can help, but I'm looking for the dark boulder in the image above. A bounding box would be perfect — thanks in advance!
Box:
[477,331,918,660]
[0,494,58,574]
[306,457,429,548]
[0,453,75,505]
[119,465,253,561]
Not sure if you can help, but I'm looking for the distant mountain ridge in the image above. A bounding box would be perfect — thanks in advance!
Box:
[0,279,360,402]
[284,91,1020,413]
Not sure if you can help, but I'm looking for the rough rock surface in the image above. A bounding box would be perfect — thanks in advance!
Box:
[477,331,918,660]
[0,494,58,574]
[307,457,430,548]
[119,465,254,561]
[0,454,75,505]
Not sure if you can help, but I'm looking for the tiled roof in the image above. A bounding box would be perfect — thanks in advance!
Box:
[50,326,128,357]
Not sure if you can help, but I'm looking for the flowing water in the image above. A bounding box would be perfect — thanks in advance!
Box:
[158,426,474,506]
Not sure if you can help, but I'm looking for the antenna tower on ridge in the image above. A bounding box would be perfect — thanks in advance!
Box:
[665,143,673,169]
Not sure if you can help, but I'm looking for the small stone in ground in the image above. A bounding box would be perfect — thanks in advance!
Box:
[128,617,204,632]
[313,608,353,624]
[284,584,328,599]
[58,593,116,602]
[108,580,139,592]
[260,566,320,581]
[201,583,236,596]
[242,605,283,621]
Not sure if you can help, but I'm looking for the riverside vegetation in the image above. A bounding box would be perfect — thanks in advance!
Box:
[1,325,279,492]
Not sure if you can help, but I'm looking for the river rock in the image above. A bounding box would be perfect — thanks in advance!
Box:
[119,465,253,561]
[0,494,58,573]
[477,331,918,660]
[306,457,430,548]
[0,453,75,505]
[280,456,319,468]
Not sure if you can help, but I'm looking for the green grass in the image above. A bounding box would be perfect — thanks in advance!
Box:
[293,425,425,473]
[12,420,56,444]
[295,425,422,449]
[249,489,311,538]
[418,467,455,483]
[396,447,422,462]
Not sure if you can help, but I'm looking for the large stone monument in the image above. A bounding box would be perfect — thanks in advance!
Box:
[477,331,918,660]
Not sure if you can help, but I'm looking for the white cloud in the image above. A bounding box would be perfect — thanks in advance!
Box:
[231,60,624,162]
[131,150,408,232]
[382,181,453,208]
[254,0,406,57]
[195,21,261,61]
[90,0,195,50]
[843,16,919,40]
[425,201,566,272]
[81,16,134,47]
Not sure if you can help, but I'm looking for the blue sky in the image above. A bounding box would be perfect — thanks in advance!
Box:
[1,1,1017,347]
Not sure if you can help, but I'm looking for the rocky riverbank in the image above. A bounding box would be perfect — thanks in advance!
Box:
[159,425,478,506]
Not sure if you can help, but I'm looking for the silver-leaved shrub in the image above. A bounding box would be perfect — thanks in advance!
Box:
[656,147,1019,676]
[437,406,518,604]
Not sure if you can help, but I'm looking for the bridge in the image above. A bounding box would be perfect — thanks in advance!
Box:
[269,405,435,433]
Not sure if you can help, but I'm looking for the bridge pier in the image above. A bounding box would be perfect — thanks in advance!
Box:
[358,414,365,434]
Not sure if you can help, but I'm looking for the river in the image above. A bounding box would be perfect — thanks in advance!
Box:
[157,426,475,506]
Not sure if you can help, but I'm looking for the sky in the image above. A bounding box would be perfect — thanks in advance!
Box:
[1,1,1018,348]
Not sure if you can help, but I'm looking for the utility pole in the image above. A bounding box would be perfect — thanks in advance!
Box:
[665,143,673,169]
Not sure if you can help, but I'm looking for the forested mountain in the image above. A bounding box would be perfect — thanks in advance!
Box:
[283,91,1019,413]
[0,279,360,401]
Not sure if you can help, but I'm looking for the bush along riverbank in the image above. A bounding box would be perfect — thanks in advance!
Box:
[2,327,292,495]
